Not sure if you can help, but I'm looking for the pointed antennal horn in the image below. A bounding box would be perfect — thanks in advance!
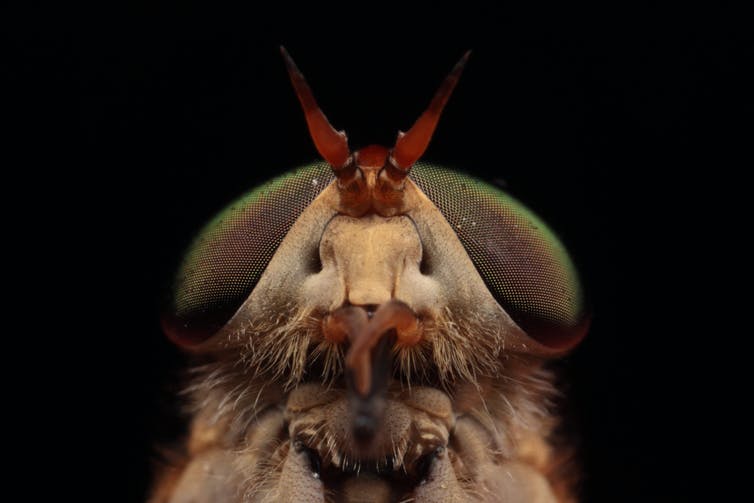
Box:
[391,51,471,171]
[281,46,351,169]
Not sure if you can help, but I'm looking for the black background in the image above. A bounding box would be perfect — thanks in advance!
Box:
[9,4,749,502]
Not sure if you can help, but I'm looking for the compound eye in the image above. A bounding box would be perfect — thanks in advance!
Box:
[162,163,333,346]
[410,163,589,350]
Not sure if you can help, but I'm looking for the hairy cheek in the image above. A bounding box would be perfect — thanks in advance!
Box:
[285,385,453,467]
[276,448,326,502]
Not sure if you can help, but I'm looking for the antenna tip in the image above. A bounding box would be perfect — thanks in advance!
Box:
[455,50,472,72]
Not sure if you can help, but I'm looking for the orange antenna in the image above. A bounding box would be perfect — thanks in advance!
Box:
[391,51,471,171]
[281,46,351,169]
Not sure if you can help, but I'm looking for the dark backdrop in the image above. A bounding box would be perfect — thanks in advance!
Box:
[12,6,747,502]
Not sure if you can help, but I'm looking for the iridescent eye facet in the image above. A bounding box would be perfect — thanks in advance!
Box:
[162,163,334,345]
[409,163,588,348]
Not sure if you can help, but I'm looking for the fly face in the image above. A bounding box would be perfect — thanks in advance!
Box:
[155,48,588,503]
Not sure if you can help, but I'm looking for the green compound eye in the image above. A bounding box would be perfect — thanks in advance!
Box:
[163,161,587,350]
[162,163,334,346]
[409,163,589,349]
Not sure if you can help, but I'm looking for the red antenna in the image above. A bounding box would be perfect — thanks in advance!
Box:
[282,47,470,214]
[280,46,351,169]
[391,51,471,171]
